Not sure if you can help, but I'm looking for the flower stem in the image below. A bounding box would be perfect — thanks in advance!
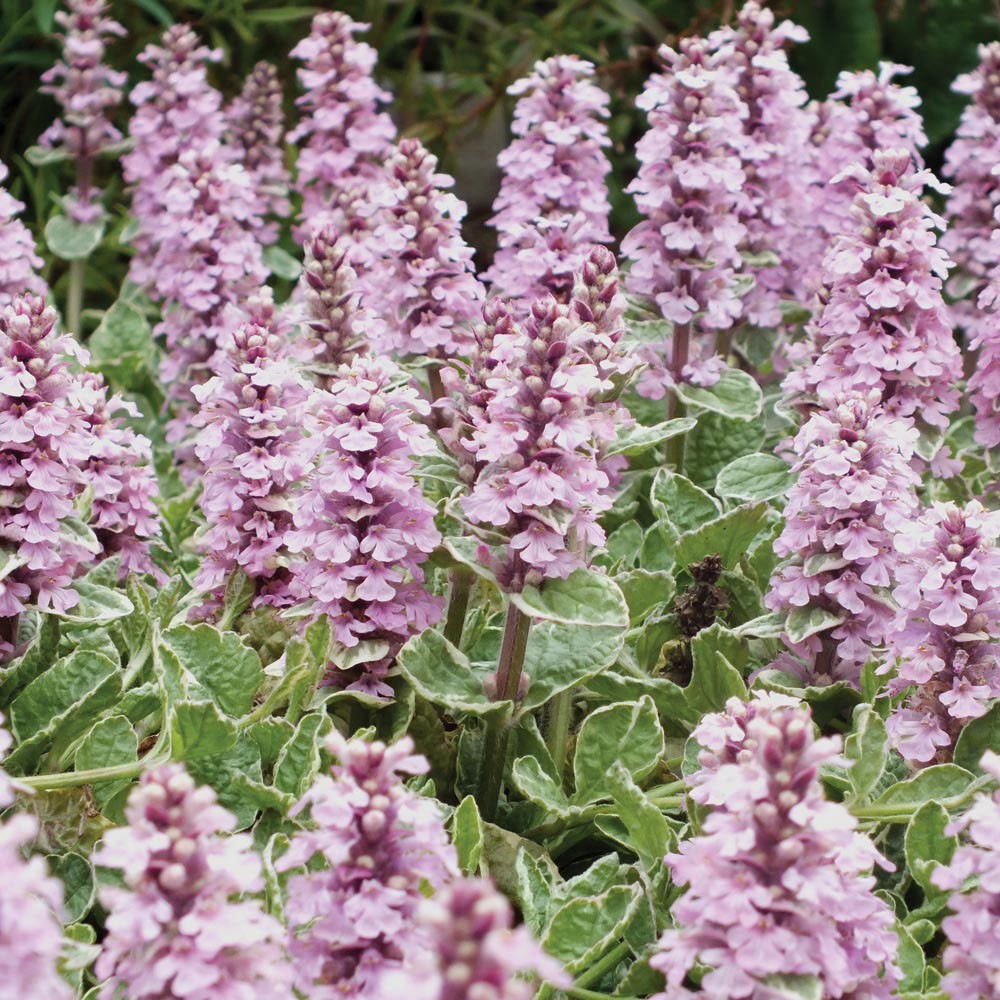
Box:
[443,566,474,648]
[477,602,531,822]
[666,321,690,469]
[545,687,573,781]
[66,258,85,335]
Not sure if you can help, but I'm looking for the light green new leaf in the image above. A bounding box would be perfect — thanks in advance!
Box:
[45,214,104,260]
[509,569,628,627]
[715,452,794,502]
[674,367,763,420]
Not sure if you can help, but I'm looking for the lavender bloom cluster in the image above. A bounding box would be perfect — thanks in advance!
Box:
[39,0,126,225]
[486,55,612,307]
[362,138,484,358]
[192,320,314,608]
[287,358,443,695]
[94,764,294,999]
[0,294,158,637]
[933,750,1000,999]
[787,149,961,431]
[881,501,1000,763]
[0,715,73,999]
[622,38,748,396]
[767,391,920,685]
[290,11,396,241]
[452,247,628,589]
[653,695,899,998]
[0,162,45,306]
[278,733,457,998]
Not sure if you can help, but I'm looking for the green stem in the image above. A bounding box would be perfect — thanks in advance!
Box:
[665,321,690,470]
[20,744,170,791]
[477,602,531,822]
[545,688,573,780]
[575,940,631,990]
[443,566,474,648]
[565,989,639,1000]
[66,258,85,335]
[851,775,992,822]
[120,641,152,690]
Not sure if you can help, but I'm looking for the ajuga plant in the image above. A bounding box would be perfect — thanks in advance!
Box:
[0,293,158,649]
[933,750,1000,998]
[0,162,45,306]
[707,1,812,326]
[945,43,1000,447]
[278,733,457,998]
[296,225,373,376]
[361,138,484,361]
[622,36,748,403]
[290,10,396,246]
[485,55,612,308]
[5,5,1000,999]
[767,391,920,685]
[786,148,962,433]
[287,357,443,696]
[94,764,294,999]
[0,716,72,999]
[226,61,291,245]
[191,320,314,611]
[881,501,1000,763]
[653,695,899,998]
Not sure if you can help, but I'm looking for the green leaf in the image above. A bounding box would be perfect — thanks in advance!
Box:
[905,801,958,894]
[519,616,628,713]
[509,568,628,627]
[870,764,976,812]
[896,923,926,993]
[54,579,134,625]
[25,144,72,167]
[47,852,95,923]
[262,244,303,279]
[75,715,138,816]
[954,702,1000,773]
[169,701,238,761]
[616,569,676,624]
[89,299,156,385]
[542,883,643,974]
[451,795,484,875]
[715,452,794,502]
[685,410,766,489]
[44,214,104,261]
[515,849,556,935]
[674,502,769,570]
[396,629,507,718]
[511,755,572,813]
[758,975,823,1000]
[273,712,331,798]
[650,469,721,534]
[674,367,763,420]
[607,762,675,872]
[187,734,263,830]
[160,624,263,717]
[845,705,888,801]
[605,417,697,458]
[785,605,847,645]
[573,695,665,803]
[10,650,118,741]
[686,623,748,713]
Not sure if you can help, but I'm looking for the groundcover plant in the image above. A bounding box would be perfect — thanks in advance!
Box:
[8,1,1000,997]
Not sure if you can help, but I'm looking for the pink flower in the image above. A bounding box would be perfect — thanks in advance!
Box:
[287,357,443,695]
[485,55,612,307]
[40,0,126,225]
[882,501,1000,763]
[767,391,920,686]
[361,138,484,358]
[653,696,899,999]
[786,149,961,431]
[289,11,396,245]
[622,37,749,398]
[0,162,45,306]
[278,733,457,998]
[95,764,294,999]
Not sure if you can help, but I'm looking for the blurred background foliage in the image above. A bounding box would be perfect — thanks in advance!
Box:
[1,0,999,256]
